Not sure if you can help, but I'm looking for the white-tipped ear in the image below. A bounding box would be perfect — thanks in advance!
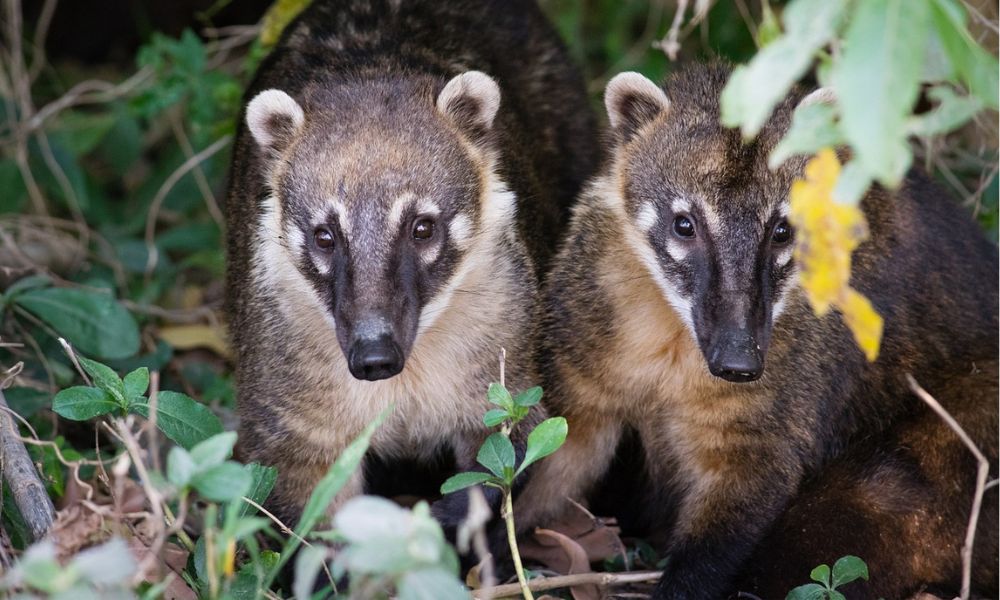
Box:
[246,89,305,152]
[437,71,501,134]
[798,87,837,109]
[605,72,670,141]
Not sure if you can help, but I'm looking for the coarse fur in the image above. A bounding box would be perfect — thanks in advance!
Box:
[225,0,598,531]
[516,63,999,599]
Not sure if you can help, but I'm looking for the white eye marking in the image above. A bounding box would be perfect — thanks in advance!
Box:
[775,246,794,267]
[416,199,442,219]
[664,239,689,261]
[698,201,723,237]
[778,202,790,218]
[670,197,691,215]
[449,214,473,249]
[635,201,658,232]
[387,193,415,232]
[327,198,351,239]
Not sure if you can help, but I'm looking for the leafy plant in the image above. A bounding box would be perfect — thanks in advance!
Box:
[441,378,568,600]
[52,348,223,449]
[786,555,870,600]
[0,538,137,599]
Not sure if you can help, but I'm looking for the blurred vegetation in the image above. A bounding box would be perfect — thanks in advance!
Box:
[0,0,996,598]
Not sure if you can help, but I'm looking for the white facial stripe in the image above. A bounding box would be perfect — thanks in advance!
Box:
[416,199,441,217]
[698,200,723,237]
[665,239,689,261]
[449,214,473,249]
[778,202,790,218]
[387,193,415,232]
[670,197,691,215]
[775,246,793,267]
[635,201,658,232]
[326,198,351,239]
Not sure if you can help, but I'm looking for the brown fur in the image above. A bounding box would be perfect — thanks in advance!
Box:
[518,63,999,600]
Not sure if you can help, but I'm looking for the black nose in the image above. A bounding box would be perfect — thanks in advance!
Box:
[347,336,404,381]
[707,332,764,383]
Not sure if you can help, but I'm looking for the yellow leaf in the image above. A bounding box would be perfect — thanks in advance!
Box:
[789,148,882,361]
[260,0,311,48]
[839,288,884,362]
[159,324,230,358]
[223,538,236,578]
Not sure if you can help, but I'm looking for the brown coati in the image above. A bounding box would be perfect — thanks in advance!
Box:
[224,0,598,531]
[516,63,998,599]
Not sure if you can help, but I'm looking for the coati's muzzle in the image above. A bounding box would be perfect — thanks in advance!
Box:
[334,289,419,382]
[696,291,771,383]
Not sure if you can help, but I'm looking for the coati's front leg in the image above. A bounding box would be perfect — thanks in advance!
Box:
[651,441,802,600]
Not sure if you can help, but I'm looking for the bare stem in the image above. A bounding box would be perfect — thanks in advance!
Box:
[502,488,533,600]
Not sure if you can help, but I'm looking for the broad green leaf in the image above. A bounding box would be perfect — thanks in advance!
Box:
[72,538,136,585]
[476,433,515,479]
[482,408,508,428]
[398,568,470,600]
[831,555,869,588]
[5,387,52,419]
[190,431,238,468]
[2,275,52,299]
[810,563,831,587]
[831,159,873,205]
[516,417,568,476]
[54,111,117,156]
[14,287,140,360]
[292,545,329,600]
[928,0,999,110]
[513,386,543,408]
[829,591,847,600]
[487,383,514,411]
[757,1,782,48]
[721,0,848,138]
[166,446,196,488]
[53,386,119,420]
[832,0,929,188]
[440,471,495,495]
[130,391,223,449]
[907,85,983,137]
[769,102,844,169]
[123,367,150,401]
[236,463,278,518]
[785,583,829,600]
[191,462,252,502]
[77,356,125,405]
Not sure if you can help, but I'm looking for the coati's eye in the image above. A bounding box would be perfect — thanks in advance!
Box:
[772,220,792,245]
[672,215,695,238]
[314,227,335,250]
[412,218,435,241]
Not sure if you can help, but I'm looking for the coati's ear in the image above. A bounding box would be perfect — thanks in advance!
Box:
[437,71,501,137]
[605,72,670,142]
[797,87,836,109]
[246,89,305,153]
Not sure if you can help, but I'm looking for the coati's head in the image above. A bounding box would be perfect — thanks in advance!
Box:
[245,72,513,381]
[602,65,811,383]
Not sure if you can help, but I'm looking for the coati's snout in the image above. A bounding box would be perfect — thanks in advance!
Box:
[604,71,802,384]
[244,72,507,382]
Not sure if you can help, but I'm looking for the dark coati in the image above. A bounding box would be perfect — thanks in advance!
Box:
[225,0,597,530]
[516,63,998,599]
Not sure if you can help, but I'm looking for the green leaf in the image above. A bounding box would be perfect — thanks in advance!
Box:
[769,102,844,169]
[832,159,873,205]
[513,386,543,408]
[53,386,119,420]
[476,433,515,479]
[810,563,831,587]
[907,85,983,137]
[191,462,252,502]
[721,0,849,138]
[3,275,52,299]
[487,383,514,411]
[516,417,568,477]
[828,591,847,600]
[831,555,869,588]
[237,463,278,518]
[482,408,508,428]
[757,1,782,48]
[72,538,136,585]
[166,446,195,488]
[398,568,470,600]
[77,356,125,405]
[440,471,495,495]
[130,391,223,449]
[785,583,829,600]
[832,0,929,188]
[190,431,237,468]
[122,367,150,401]
[14,287,140,360]
[928,0,1000,110]
[292,545,329,600]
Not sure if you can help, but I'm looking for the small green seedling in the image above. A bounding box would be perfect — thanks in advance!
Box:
[441,376,568,600]
[786,555,870,600]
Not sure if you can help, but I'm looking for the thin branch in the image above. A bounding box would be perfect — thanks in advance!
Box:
[906,374,990,600]
[473,570,662,599]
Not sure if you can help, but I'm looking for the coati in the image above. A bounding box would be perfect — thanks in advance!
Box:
[225,0,598,530]
[516,63,998,599]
